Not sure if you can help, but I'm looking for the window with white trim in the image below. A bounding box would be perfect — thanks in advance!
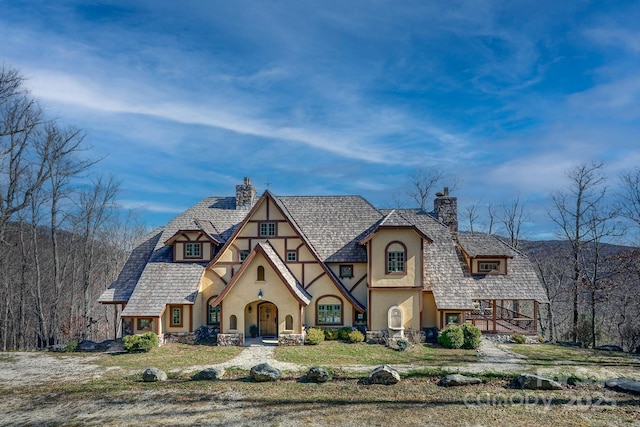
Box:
[239,251,249,262]
[287,251,297,262]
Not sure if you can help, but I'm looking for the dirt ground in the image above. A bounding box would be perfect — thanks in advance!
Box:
[1,343,639,426]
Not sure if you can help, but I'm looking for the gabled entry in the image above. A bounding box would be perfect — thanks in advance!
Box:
[258,302,278,337]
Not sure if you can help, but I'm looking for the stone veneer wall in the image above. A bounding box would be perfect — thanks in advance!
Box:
[366,330,389,345]
[160,332,196,345]
[278,334,305,346]
[217,333,243,346]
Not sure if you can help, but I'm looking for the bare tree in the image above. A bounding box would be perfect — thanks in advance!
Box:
[464,202,480,233]
[619,168,640,229]
[75,176,119,340]
[499,194,528,249]
[0,67,51,243]
[549,162,610,343]
[406,168,460,210]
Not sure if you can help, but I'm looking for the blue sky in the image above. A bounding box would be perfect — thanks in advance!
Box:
[1,1,639,240]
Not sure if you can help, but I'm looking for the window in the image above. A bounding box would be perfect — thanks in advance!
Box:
[137,318,151,331]
[287,251,297,262]
[339,265,353,278]
[259,222,276,237]
[445,313,460,325]
[184,242,202,258]
[285,315,293,330]
[386,242,406,273]
[257,266,265,281]
[229,315,237,330]
[479,261,500,272]
[239,251,249,262]
[208,304,220,325]
[318,304,342,325]
[170,306,182,327]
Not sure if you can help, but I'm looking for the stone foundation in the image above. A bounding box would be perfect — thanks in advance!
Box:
[217,333,243,346]
[278,334,305,346]
[160,332,195,345]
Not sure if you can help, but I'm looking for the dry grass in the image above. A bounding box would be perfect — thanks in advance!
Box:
[3,372,639,426]
[275,340,477,367]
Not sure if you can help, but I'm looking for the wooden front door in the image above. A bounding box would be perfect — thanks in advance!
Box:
[258,303,278,337]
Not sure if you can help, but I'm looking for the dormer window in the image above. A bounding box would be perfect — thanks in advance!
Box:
[184,242,202,259]
[479,261,499,272]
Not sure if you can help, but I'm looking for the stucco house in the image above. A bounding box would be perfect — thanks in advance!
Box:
[99,178,548,345]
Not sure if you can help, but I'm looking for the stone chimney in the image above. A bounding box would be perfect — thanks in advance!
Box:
[434,187,458,237]
[236,177,257,210]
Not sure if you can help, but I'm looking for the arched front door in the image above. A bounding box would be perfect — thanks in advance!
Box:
[258,302,278,337]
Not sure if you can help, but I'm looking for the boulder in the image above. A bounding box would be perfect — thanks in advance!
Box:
[142,367,168,382]
[77,340,100,352]
[192,367,225,381]
[605,378,640,395]
[250,363,282,382]
[307,367,331,383]
[517,374,562,390]
[360,364,400,385]
[48,344,67,352]
[438,374,482,387]
[595,345,624,352]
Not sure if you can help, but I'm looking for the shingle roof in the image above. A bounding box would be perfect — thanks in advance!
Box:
[275,195,382,262]
[459,234,549,303]
[391,210,474,310]
[105,191,547,318]
[156,197,246,250]
[115,196,246,317]
[120,246,205,317]
[256,242,312,305]
[457,233,519,258]
[98,229,163,303]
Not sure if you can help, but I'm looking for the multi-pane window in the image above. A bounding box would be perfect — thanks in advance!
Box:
[479,261,499,272]
[239,251,249,262]
[318,304,341,325]
[287,251,297,262]
[387,251,405,273]
[386,242,406,274]
[259,222,276,237]
[208,304,220,325]
[171,307,182,326]
[184,242,202,258]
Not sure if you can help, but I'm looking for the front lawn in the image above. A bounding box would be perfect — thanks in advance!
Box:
[275,340,478,367]
[95,343,243,371]
[505,344,640,367]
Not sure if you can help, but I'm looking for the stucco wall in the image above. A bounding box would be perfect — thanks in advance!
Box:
[369,289,421,331]
[422,292,438,328]
[219,252,303,335]
[369,229,422,288]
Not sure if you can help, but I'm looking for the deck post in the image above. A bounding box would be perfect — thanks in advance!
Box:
[533,300,538,334]
[492,299,497,334]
